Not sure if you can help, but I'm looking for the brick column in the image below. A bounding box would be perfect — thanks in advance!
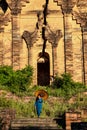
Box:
[22,30,37,65]
[52,46,58,76]
[82,27,87,84]
[6,0,30,70]
[54,0,77,76]
[0,30,4,65]
[63,13,73,75]
[73,0,87,85]
[46,26,62,77]
[11,7,21,70]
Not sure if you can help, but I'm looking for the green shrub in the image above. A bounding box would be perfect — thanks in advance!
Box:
[51,73,73,89]
[0,65,13,86]
[0,65,33,94]
[51,73,87,99]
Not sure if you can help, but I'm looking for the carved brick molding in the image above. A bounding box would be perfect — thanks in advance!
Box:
[45,25,62,47]
[54,0,77,14]
[7,0,30,15]
[73,0,87,27]
[22,30,38,48]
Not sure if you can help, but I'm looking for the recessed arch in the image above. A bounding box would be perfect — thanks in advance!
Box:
[37,52,50,86]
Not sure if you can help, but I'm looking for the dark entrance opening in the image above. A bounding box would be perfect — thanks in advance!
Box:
[37,53,50,86]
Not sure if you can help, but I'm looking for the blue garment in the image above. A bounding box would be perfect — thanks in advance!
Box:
[35,98,43,117]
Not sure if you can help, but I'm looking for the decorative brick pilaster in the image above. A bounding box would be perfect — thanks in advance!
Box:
[77,0,87,85]
[46,26,62,76]
[11,0,21,70]
[54,0,77,76]
[11,15,21,70]
[7,0,30,70]
[63,13,73,75]
[0,32,3,65]
[22,30,38,65]
[73,0,87,84]
[82,28,87,84]
[52,46,58,76]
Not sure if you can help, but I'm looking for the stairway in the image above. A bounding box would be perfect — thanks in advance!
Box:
[10,118,63,130]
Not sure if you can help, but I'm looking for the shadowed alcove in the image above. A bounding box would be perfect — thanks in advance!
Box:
[37,52,50,86]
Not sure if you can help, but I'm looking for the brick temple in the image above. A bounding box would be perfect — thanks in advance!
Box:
[0,0,87,86]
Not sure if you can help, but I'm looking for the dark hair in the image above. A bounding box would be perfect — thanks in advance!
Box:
[38,94,41,97]
[36,94,41,101]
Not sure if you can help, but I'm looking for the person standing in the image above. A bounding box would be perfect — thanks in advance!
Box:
[34,94,43,118]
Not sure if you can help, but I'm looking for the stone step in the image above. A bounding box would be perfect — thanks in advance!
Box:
[10,126,60,130]
[11,118,57,124]
[10,127,62,130]
[10,118,63,130]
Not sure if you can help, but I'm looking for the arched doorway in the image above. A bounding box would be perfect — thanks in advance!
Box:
[37,53,50,86]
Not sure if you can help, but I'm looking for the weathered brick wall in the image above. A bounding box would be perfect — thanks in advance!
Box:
[65,112,81,130]
[0,0,87,85]
[0,108,16,130]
